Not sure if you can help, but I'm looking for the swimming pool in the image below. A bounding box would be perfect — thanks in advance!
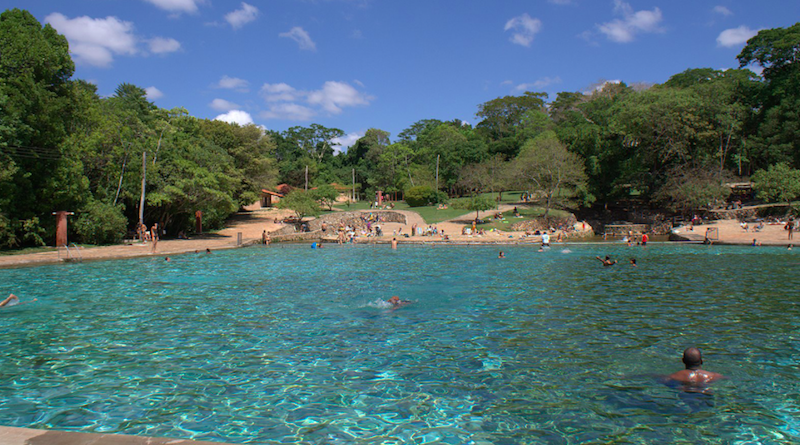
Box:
[0,243,798,444]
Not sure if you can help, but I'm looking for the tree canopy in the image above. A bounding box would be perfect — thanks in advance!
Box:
[3,9,800,248]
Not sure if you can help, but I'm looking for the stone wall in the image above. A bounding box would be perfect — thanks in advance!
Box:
[307,211,407,231]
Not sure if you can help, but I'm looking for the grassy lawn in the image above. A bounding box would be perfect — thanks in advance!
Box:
[477,206,572,232]
[328,190,573,226]
[330,200,471,224]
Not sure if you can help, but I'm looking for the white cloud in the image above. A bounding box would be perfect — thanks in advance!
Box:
[717,25,758,48]
[209,98,240,111]
[713,6,733,16]
[45,13,180,66]
[261,83,301,102]
[225,2,259,29]
[504,13,542,47]
[216,75,250,91]
[331,131,365,152]
[258,80,373,121]
[142,0,203,13]
[598,0,664,43]
[145,86,163,100]
[148,37,181,54]
[280,27,317,51]
[307,81,373,114]
[215,110,254,126]
[260,103,317,121]
[45,13,138,67]
[515,76,562,91]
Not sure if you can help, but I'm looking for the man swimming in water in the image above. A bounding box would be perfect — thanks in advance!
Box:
[596,255,617,266]
[387,296,411,309]
[668,347,725,385]
[0,294,37,307]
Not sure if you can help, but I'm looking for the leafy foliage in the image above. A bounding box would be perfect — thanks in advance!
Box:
[751,163,800,203]
[74,201,127,245]
[404,186,446,207]
[277,190,321,220]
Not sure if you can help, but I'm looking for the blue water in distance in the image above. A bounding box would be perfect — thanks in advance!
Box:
[0,243,799,444]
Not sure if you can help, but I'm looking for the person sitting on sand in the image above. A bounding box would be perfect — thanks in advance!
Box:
[387,296,411,309]
[667,347,725,385]
[596,255,617,266]
[1,294,37,307]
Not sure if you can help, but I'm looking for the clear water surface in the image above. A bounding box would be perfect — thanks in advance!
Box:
[0,243,798,444]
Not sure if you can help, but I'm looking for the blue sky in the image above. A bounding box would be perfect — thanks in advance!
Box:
[12,0,800,148]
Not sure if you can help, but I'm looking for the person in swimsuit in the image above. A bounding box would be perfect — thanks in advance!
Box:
[387,296,411,309]
[596,255,617,266]
[668,347,725,385]
[0,294,37,307]
[498,251,505,258]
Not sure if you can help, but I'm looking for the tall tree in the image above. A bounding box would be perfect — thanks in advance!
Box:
[513,132,588,217]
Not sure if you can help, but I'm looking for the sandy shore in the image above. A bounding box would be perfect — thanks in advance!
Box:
[671,218,795,246]
[2,206,792,269]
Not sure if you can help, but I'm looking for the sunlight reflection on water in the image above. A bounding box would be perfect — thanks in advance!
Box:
[0,243,798,444]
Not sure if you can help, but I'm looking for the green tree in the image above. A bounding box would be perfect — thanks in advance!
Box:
[74,200,127,245]
[655,167,731,215]
[738,23,800,169]
[457,194,496,220]
[751,163,800,203]
[513,132,588,217]
[458,154,511,205]
[277,189,321,220]
[0,8,78,245]
[310,183,339,210]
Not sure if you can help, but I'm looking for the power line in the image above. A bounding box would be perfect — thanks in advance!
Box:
[0,145,62,160]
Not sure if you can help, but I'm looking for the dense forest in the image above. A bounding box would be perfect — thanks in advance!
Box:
[1,8,799,248]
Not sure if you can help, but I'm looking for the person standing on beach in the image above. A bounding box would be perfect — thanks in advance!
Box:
[641,233,649,246]
[787,218,794,240]
[150,223,159,253]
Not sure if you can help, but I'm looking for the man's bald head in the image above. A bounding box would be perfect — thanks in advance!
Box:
[682,347,703,369]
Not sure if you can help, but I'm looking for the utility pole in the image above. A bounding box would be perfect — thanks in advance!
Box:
[305,165,308,191]
[352,168,356,201]
[435,154,440,192]
[139,151,146,226]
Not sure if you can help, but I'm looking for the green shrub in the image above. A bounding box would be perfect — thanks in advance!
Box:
[405,186,447,207]
[74,201,127,245]
[21,217,46,246]
[0,213,17,248]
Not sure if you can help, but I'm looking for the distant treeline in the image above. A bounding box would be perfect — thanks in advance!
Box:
[1,8,799,247]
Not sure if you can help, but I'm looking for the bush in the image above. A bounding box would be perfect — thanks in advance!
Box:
[752,163,800,203]
[405,186,447,207]
[74,201,127,245]
[0,213,17,248]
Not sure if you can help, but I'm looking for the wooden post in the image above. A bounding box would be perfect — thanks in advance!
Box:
[435,154,440,192]
[195,210,202,234]
[53,211,74,247]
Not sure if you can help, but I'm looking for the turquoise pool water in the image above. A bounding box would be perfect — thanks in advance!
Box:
[0,243,798,444]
